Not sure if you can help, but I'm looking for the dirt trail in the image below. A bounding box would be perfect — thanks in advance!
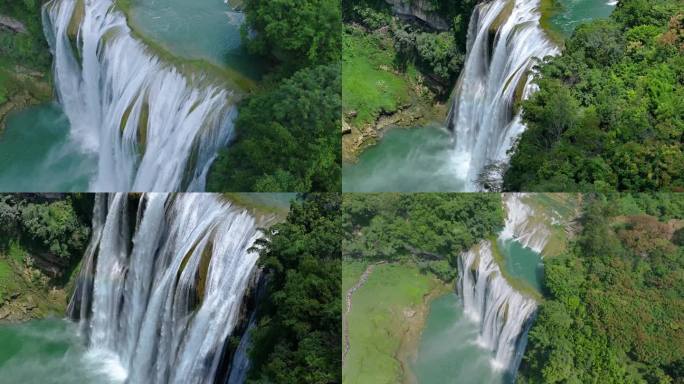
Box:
[342,262,383,366]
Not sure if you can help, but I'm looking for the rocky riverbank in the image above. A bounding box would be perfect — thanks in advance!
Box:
[342,96,447,162]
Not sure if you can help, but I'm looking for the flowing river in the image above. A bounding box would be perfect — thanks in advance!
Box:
[343,0,617,192]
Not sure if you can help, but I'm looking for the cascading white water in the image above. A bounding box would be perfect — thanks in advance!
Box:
[456,241,537,374]
[447,0,559,190]
[42,0,237,191]
[499,193,549,253]
[69,193,261,384]
[226,313,256,384]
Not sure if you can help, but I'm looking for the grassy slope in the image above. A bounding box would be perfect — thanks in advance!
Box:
[342,259,367,294]
[0,242,68,319]
[342,28,414,128]
[343,261,447,384]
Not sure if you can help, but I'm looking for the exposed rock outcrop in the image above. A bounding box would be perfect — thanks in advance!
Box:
[0,15,27,34]
[385,0,449,30]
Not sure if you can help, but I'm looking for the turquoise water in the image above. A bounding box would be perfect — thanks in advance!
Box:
[551,0,617,37]
[0,319,124,384]
[342,126,465,192]
[0,103,94,192]
[128,0,263,79]
[498,239,545,293]
[413,294,509,384]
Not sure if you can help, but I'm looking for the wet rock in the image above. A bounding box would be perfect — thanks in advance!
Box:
[0,15,27,34]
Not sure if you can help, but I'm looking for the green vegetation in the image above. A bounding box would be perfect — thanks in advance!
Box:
[0,194,92,320]
[341,0,478,158]
[343,193,503,281]
[247,194,341,383]
[242,0,341,73]
[343,27,414,128]
[519,193,684,383]
[208,64,340,192]
[343,261,446,384]
[0,0,53,129]
[207,0,341,192]
[504,0,684,192]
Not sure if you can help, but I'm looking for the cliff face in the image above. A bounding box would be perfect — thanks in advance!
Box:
[385,0,449,30]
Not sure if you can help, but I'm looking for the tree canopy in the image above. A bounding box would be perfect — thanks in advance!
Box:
[343,193,503,280]
[519,193,684,383]
[207,64,340,192]
[247,194,341,383]
[243,0,341,73]
[504,0,684,192]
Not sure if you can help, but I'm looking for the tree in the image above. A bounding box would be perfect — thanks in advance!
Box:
[243,0,341,72]
[207,64,341,192]
[247,194,341,384]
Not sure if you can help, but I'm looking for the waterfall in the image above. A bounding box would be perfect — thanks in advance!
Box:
[499,193,549,253]
[447,0,559,190]
[456,241,537,375]
[69,193,261,384]
[226,313,256,384]
[42,0,237,191]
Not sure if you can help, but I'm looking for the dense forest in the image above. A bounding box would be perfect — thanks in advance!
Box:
[505,0,684,192]
[0,0,52,129]
[207,0,341,192]
[0,194,92,320]
[519,193,684,383]
[342,193,503,281]
[247,194,342,383]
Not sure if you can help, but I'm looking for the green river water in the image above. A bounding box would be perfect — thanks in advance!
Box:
[342,126,465,192]
[342,0,618,192]
[0,319,125,383]
[0,104,94,191]
[413,294,509,384]
[128,0,263,79]
[498,239,545,293]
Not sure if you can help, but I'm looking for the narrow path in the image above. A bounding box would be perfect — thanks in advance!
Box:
[342,261,383,366]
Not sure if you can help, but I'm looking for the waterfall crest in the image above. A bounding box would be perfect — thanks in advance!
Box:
[499,193,550,253]
[447,0,559,190]
[456,241,536,374]
[69,193,261,384]
[43,0,237,191]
